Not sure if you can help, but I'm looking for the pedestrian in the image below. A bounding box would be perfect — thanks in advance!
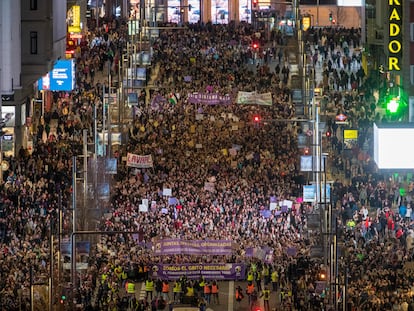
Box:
[235,285,244,305]
[260,286,271,311]
[146,278,154,300]
[211,280,219,304]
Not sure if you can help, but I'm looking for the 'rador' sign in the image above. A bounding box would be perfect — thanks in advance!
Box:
[388,0,402,71]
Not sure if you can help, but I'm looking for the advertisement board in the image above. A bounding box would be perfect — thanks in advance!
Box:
[38,60,76,91]
[303,184,331,203]
[343,129,358,149]
[373,123,414,169]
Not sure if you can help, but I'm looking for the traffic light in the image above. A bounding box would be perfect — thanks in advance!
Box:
[303,147,310,155]
[329,12,333,21]
[188,4,192,11]
[385,95,406,120]
[386,97,400,114]
[60,294,66,304]
[325,130,331,138]
[253,0,258,8]
[252,42,259,50]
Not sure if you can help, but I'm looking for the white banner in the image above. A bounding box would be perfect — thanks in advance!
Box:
[126,153,153,168]
[236,91,273,106]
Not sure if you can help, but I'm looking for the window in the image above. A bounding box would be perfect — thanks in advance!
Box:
[410,65,414,86]
[411,23,414,42]
[30,0,38,10]
[30,31,38,54]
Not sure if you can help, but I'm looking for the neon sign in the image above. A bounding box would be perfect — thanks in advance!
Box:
[388,0,402,71]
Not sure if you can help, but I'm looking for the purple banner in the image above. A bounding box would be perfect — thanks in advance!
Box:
[154,239,233,255]
[187,92,232,105]
[151,263,246,280]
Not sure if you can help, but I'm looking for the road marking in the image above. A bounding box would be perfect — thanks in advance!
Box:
[139,282,146,300]
[228,281,234,311]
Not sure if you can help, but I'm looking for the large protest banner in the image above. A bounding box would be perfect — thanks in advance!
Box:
[153,239,233,255]
[187,92,232,105]
[126,153,154,168]
[236,91,273,106]
[152,263,246,280]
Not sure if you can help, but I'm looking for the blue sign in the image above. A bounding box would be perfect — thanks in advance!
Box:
[303,184,331,203]
[38,59,76,91]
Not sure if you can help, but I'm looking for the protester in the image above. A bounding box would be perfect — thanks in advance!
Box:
[1,18,413,311]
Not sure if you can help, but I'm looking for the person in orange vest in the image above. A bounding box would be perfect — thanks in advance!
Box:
[235,285,244,305]
[162,280,170,301]
[246,281,255,305]
[211,280,219,304]
[203,281,211,304]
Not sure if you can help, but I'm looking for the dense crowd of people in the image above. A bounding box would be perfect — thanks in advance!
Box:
[0,16,414,311]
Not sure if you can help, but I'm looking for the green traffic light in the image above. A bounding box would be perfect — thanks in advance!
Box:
[386,99,400,114]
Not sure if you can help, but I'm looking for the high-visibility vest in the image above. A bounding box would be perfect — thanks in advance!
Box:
[204,285,211,294]
[173,282,181,293]
[211,284,218,294]
[186,286,194,296]
[114,266,122,279]
[251,263,257,273]
[127,282,135,294]
[121,271,127,280]
[263,266,269,277]
[262,289,270,300]
[162,282,169,293]
[145,280,154,291]
[255,271,261,281]
[247,271,254,282]
[236,289,243,300]
[101,273,108,284]
[199,279,205,287]
[246,284,254,294]
[271,271,278,282]
[125,281,129,292]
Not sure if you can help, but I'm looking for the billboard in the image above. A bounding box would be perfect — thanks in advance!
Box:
[373,123,414,169]
[303,184,331,203]
[38,60,76,91]
[337,0,362,5]
[343,129,358,149]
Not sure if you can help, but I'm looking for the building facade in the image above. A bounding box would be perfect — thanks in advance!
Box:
[0,0,66,153]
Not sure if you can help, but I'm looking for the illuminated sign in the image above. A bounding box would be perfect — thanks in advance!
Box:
[72,6,80,27]
[69,34,83,39]
[302,16,311,31]
[38,60,76,91]
[388,0,402,71]
[343,129,358,140]
[68,5,81,33]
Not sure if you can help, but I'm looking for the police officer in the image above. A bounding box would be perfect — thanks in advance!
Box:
[173,280,182,302]
[271,268,279,292]
[145,278,154,300]
[260,286,271,311]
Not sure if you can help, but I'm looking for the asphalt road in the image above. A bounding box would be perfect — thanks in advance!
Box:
[131,280,284,311]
